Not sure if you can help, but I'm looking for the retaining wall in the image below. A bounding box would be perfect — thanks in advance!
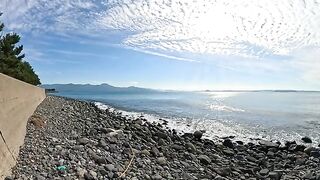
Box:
[0,73,45,179]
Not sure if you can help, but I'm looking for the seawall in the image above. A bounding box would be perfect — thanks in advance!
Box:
[0,73,45,179]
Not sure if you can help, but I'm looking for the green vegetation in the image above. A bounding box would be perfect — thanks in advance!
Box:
[0,13,40,85]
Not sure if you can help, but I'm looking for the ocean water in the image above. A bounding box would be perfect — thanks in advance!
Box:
[55,91,320,145]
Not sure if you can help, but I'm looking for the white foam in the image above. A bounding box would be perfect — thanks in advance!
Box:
[209,104,245,112]
[94,101,254,142]
[94,101,319,145]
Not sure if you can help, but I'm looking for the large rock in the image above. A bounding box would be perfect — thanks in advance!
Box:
[193,131,203,140]
[223,139,234,149]
[259,140,279,148]
[301,136,312,143]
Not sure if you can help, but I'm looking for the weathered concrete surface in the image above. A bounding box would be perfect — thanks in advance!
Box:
[0,73,45,179]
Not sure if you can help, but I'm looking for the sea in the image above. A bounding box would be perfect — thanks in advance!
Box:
[55,90,320,145]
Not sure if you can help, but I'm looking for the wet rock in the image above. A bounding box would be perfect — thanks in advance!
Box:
[301,136,312,143]
[310,151,320,158]
[236,140,244,145]
[223,139,234,149]
[157,132,168,139]
[285,141,296,147]
[193,131,203,140]
[259,140,279,148]
[304,147,317,155]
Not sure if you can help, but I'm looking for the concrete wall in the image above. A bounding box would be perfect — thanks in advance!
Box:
[0,73,45,179]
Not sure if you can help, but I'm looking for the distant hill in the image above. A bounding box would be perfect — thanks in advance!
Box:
[41,83,158,94]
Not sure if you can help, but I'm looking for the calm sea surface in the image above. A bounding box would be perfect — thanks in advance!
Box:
[56,91,320,144]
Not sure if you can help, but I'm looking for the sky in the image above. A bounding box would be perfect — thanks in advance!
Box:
[0,0,320,90]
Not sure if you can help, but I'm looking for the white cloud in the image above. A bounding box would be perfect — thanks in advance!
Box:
[1,0,319,59]
[291,48,320,83]
[97,0,320,57]
[127,47,199,62]
[1,0,320,86]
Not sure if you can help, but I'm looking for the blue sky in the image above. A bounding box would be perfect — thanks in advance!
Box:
[1,0,320,90]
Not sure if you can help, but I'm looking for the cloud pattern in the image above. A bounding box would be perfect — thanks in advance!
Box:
[1,0,319,58]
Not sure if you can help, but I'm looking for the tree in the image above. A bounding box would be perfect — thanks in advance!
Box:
[0,13,40,85]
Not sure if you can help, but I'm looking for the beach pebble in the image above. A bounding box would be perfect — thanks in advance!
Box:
[9,96,320,180]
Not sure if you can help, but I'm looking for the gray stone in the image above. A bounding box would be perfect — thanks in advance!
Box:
[259,169,269,176]
[193,131,203,140]
[172,144,184,151]
[78,137,90,145]
[156,157,167,165]
[105,164,115,171]
[269,171,281,180]
[223,149,234,156]
[296,158,306,165]
[198,155,211,165]
[89,170,97,179]
[141,149,151,156]
[259,140,279,148]
[186,142,197,152]
[76,167,86,178]
[214,176,228,180]
[246,156,258,162]
[152,174,162,180]
[304,147,317,154]
[36,175,46,180]
[151,147,160,157]
[158,138,167,146]
[310,151,320,158]
[223,139,234,149]
[84,172,95,180]
[157,132,168,139]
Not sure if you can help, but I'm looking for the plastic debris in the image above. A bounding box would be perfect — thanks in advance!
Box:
[57,165,67,171]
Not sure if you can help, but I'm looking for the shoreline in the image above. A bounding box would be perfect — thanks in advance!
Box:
[93,99,319,146]
[8,96,320,179]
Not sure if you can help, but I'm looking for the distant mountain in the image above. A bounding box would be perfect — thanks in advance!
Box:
[41,83,158,94]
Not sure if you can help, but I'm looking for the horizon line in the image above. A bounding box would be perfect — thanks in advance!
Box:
[41,83,320,92]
